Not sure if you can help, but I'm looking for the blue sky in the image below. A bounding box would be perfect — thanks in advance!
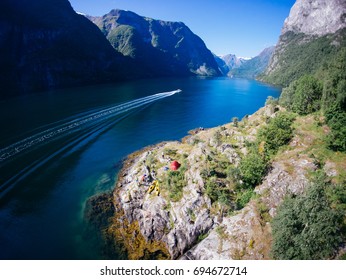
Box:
[69,0,296,57]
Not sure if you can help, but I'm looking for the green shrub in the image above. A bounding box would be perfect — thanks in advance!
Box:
[257,111,295,156]
[235,189,255,209]
[239,151,268,189]
[164,165,187,202]
[325,104,346,152]
[271,175,343,259]
[291,75,323,114]
[205,177,232,206]
[265,96,279,107]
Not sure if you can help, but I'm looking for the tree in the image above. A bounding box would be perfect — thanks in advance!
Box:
[257,111,295,155]
[239,151,267,189]
[271,175,342,259]
[291,75,323,114]
[325,103,346,151]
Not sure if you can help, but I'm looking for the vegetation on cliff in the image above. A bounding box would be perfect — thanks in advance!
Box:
[261,29,346,87]
[262,27,346,259]
[272,172,344,259]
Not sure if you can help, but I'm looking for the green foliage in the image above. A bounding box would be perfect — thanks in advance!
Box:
[164,164,187,202]
[163,148,177,157]
[107,25,141,58]
[239,151,268,189]
[279,75,323,114]
[278,47,346,152]
[319,47,346,111]
[235,189,255,210]
[325,104,346,151]
[265,96,279,107]
[271,174,343,259]
[262,30,345,86]
[257,111,296,156]
[291,75,323,114]
[205,177,232,206]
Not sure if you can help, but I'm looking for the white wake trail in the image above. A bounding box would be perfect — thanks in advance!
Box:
[0,90,179,163]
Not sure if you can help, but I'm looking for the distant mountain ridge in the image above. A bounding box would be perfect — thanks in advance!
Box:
[87,9,221,77]
[214,54,248,76]
[214,47,274,79]
[229,46,275,79]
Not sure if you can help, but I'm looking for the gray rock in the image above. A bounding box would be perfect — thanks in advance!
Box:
[282,0,346,36]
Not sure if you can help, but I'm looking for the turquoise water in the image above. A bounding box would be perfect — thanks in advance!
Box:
[0,77,280,259]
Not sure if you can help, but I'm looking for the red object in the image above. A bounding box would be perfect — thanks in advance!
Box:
[170,161,181,171]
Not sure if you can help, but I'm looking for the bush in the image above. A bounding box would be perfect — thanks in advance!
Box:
[165,165,187,202]
[265,96,279,107]
[235,189,255,209]
[290,75,323,115]
[257,111,295,156]
[205,176,232,206]
[239,151,268,189]
[271,175,342,259]
[325,104,346,151]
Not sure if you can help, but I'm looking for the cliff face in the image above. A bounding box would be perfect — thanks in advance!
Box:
[0,0,138,98]
[87,9,221,77]
[263,0,346,85]
[282,0,346,36]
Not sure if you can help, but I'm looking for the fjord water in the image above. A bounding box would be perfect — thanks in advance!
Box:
[0,77,280,259]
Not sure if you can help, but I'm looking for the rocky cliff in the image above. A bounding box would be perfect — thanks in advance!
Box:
[263,0,346,86]
[87,9,221,77]
[86,103,346,259]
[0,0,140,98]
[282,0,346,36]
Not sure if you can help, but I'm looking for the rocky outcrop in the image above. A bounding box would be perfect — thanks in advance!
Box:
[87,103,345,260]
[87,9,221,77]
[94,106,294,259]
[282,0,346,36]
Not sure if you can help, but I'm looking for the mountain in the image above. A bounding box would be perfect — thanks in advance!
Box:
[87,9,221,77]
[229,46,275,79]
[262,0,346,86]
[214,47,274,79]
[221,54,247,71]
[0,0,140,98]
[214,54,247,76]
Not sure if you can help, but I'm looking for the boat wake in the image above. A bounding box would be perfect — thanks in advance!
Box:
[0,90,179,164]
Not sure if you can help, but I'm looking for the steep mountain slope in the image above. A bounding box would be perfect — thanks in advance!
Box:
[0,0,139,98]
[262,0,346,86]
[230,46,275,79]
[87,9,221,77]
